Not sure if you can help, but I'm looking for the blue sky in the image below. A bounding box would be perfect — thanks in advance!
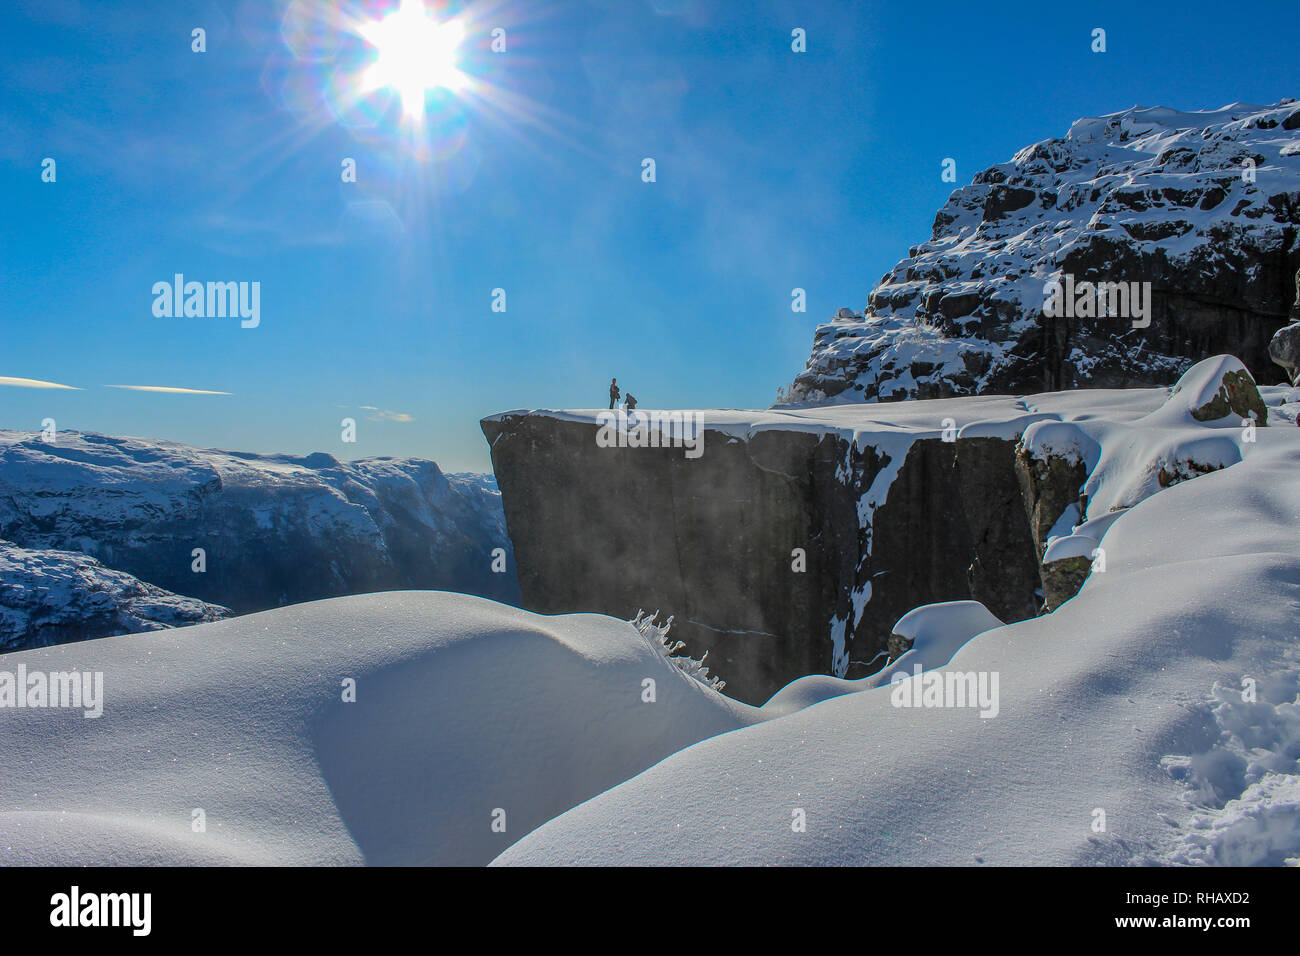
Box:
[1,0,1296,472]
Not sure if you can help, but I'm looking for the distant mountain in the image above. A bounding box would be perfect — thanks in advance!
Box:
[783,100,1300,404]
[0,539,230,651]
[0,430,519,650]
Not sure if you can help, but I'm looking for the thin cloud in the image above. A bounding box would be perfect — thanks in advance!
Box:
[344,404,414,422]
[105,385,231,395]
[0,376,80,390]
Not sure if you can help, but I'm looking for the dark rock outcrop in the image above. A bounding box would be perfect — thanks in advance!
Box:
[483,412,1041,704]
[1268,266,1300,383]
[1015,447,1089,561]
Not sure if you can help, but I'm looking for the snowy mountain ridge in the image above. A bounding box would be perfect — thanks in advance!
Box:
[0,429,517,649]
[784,99,1300,405]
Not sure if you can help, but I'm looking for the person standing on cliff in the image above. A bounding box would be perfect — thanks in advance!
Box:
[609,378,620,409]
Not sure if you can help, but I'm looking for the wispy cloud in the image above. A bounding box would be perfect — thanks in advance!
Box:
[105,385,231,395]
[0,376,80,390]
[347,404,414,422]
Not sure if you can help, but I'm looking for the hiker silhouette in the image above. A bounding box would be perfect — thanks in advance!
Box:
[609,378,620,409]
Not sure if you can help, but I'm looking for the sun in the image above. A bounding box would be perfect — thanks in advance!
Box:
[357,0,468,121]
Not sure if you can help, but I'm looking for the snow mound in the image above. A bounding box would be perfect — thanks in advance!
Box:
[861,601,1005,690]
[0,592,757,865]
[1019,421,1101,468]
[1158,354,1268,426]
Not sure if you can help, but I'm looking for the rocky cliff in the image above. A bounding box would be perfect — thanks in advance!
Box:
[484,400,1095,703]
[486,362,1291,704]
[784,101,1300,404]
[0,430,518,649]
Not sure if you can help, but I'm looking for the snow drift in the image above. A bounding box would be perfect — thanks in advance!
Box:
[5,377,1299,867]
[0,592,758,865]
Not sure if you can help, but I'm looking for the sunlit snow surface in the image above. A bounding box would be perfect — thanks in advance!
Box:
[4,380,1299,865]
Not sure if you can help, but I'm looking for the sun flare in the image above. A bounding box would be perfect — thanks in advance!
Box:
[357,0,468,121]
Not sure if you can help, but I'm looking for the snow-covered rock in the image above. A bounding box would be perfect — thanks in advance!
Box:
[0,540,230,651]
[483,399,1083,702]
[0,430,518,650]
[784,101,1300,405]
[1267,284,1300,384]
[1165,354,1268,424]
[875,600,1004,686]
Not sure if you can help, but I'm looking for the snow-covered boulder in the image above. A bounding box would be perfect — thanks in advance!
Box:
[1166,354,1268,425]
[878,600,1005,681]
[782,101,1300,406]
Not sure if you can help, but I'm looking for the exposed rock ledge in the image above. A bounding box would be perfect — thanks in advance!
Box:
[483,392,1153,703]
[485,359,1277,705]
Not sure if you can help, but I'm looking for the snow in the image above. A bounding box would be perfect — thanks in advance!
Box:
[8,379,1300,866]
[859,600,1005,690]
[1162,670,1300,865]
[0,592,760,865]
[492,383,1300,866]
[1041,533,1099,564]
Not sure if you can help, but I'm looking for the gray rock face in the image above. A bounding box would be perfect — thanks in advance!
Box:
[483,412,1041,704]
[0,431,519,645]
[482,414,845,703]
[1269,269,1300,383]
[1271,322,1300,383]
[784,102,1300,406]
[0,539,230,651]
